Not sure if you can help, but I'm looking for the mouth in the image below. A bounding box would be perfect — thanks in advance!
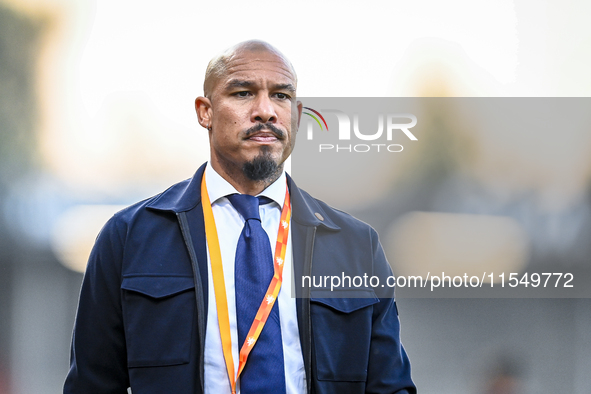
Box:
[246,130,280,143]
[243,123,286,143]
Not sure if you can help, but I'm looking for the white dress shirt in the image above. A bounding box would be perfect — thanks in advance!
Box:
[203,164,306,394]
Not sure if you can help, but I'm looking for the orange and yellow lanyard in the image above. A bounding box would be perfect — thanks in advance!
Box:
[201,177,291,394]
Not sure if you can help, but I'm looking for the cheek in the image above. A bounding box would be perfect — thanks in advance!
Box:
[290,114,299,134]
[211,110,242,144]
[216,104,247,125]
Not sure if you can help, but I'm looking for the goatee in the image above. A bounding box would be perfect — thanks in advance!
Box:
[242,148,281,182]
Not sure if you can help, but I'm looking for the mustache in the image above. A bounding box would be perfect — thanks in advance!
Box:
[244,123,285,139]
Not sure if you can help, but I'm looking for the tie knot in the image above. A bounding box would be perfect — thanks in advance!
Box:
[227,194,271,221]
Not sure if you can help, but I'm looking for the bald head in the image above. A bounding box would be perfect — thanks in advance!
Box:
[203,40,297,98]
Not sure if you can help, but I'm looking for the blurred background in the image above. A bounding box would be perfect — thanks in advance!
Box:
[0,0,590,393]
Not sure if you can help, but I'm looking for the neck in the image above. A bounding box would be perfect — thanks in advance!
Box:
[210,159,282,196]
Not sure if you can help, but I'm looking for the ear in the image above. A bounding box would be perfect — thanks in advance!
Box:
[195,96,213,129]
[295,100,303,129]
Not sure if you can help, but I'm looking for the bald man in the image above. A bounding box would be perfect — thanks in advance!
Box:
[64,40,416,394]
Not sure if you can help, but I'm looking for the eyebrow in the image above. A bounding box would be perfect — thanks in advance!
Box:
[224,79,296,94]
[225,80,254,90]
[274,83,297,94]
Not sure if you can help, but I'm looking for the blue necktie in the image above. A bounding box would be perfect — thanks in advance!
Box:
[226,194,286,394]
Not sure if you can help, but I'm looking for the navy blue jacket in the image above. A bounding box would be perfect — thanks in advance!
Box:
[64,163,416,394]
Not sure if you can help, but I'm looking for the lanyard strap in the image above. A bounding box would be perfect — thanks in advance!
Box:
[201,176,291,394]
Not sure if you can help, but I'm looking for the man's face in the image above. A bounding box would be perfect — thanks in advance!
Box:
[203,49,301,182]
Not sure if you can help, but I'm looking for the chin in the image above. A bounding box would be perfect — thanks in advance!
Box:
[242,151,282,182]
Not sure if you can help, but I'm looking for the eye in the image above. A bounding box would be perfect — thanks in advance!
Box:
[274,92,292,100]
[234,91,251,98]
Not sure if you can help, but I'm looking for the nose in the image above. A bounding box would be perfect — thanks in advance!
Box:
[250,94,277,124]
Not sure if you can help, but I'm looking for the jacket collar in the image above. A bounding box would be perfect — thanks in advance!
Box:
[146,163,206,213]
[287,173,339,230]
[146,162,340,231]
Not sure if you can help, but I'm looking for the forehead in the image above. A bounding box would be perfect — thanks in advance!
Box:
[220,50,296,88]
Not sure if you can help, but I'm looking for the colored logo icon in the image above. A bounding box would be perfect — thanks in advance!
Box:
[303,107,329,131]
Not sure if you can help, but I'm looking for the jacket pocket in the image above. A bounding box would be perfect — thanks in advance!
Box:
[121,275,195,368]
[310,289,379,382]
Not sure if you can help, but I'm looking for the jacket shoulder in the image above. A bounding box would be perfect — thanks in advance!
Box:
[113,163,206,225]
[297,187,377,236]
[109,177,193,224]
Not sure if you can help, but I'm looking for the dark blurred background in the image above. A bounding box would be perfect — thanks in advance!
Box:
[1,0,590,393]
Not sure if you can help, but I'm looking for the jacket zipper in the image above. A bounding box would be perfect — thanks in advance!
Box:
[177,211,206,393]
[303,226,316,393]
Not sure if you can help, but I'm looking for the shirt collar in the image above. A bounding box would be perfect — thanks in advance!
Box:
[205,163,287,207]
